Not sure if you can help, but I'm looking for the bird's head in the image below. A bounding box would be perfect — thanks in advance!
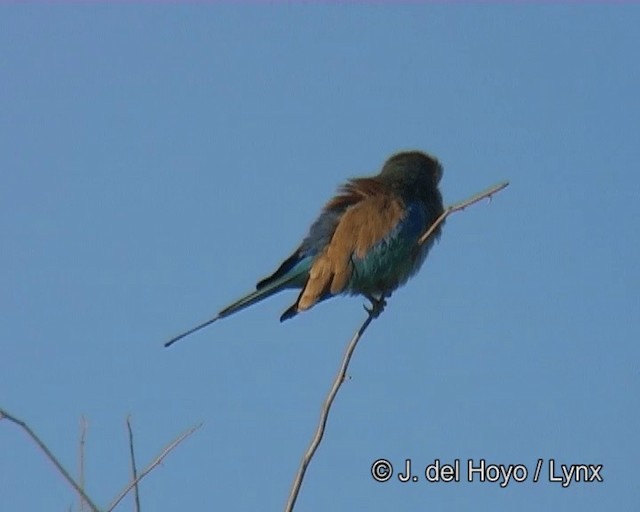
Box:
[378,151,443,203]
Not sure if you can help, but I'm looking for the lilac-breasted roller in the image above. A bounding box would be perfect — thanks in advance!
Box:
[165,150,444,347]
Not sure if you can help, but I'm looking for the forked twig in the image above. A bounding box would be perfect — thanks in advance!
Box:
[285,180,509,511]
[106,423,202,512]
[0,407,101,512]
[1,406,201,512]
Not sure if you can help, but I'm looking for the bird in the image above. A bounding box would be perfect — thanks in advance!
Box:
[165,150,445,348]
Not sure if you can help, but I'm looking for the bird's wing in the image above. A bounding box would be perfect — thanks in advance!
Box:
[291,184,408,315]
[255,177,384,292]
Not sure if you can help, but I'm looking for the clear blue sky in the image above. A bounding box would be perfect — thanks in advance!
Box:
[1,4,638,511]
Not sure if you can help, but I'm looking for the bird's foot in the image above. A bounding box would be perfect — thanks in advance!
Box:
[364,294,387,319]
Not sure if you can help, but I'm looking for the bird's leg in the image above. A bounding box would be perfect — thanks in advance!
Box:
[363,293,388,319]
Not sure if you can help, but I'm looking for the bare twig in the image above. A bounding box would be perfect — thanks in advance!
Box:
[126,416,141,512]
[285,313,376,512]
[106,423,202,512]
[285,180,509,511]
[79,416,88,512]
[0,407,101,512]
[418,180,509,246]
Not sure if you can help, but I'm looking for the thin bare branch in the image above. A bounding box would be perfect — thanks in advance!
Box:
[126,416,141,512]
[0,407,101,512]
[418,180,509,246]
[285,312,376,512]
[285,180,509,511]
[79,415,88,512]
[106,423,202,512]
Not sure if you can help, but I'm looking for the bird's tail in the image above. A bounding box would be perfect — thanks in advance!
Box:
[218,271,301,319]
[164,258,310,348]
